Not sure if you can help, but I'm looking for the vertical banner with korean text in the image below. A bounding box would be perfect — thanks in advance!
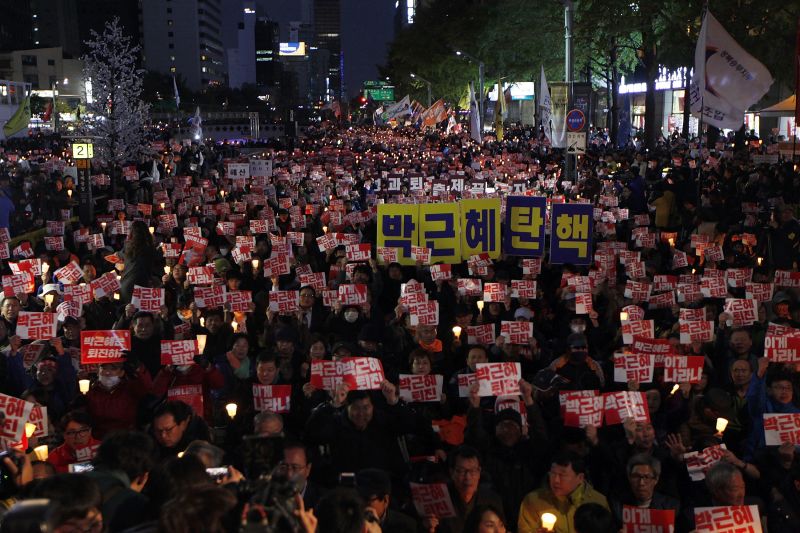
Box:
[460,198,501,260]
[550,202,593,265]
[419,203,461,264]
[504,196,546,257]
[377,204,419,265]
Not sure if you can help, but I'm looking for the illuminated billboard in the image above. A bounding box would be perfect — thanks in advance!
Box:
[279,42,306,56]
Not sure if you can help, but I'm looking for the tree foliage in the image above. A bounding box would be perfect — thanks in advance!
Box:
[81,17,150,166]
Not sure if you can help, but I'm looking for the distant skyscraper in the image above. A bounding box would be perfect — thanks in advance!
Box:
[28,0,81,57]
[0,2,34,53]
[225,0,257,88]
[255,17,280,88]
[313,0,341,100]
[141,0,226,91]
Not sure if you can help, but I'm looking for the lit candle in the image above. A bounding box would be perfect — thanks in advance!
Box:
[452,326,462,339]
[160,202,166,209]
[33,445,49,462]
[670,383,680,395]
[476,300,485,313]
[541,513,557,532]
[668,238,675,247]
[44,294,54,305]
[67,189,73,198]
[101,222,107,231]
[620,311,629,322]
[149,226,155,234]
[251,259,259,270]
[716,417,729,433]
[79,379,90,394]
[196,334,207,353]
[200,317,205,328]
[164,265,171,275]
[322,226,328,233]
[42,262,50,274]
[25,423,37,439]
[757,257,763,266]
[231,320,239,332]
[113,292,120,300]
[225,403,238,418]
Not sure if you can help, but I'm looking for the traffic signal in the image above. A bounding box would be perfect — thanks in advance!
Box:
[358,93,367,105]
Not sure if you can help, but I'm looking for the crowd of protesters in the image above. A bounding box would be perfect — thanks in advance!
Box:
[0,120,798,533]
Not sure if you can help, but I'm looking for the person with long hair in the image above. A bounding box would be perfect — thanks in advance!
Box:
[120,220,159,303]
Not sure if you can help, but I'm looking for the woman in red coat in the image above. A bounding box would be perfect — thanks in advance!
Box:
[86,361,152,439]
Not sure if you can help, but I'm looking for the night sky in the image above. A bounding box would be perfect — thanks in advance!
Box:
[258,0,396,99]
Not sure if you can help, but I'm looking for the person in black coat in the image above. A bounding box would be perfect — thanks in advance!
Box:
[304,383,418,486]
[356,468,417,533]
[609,454,681,531]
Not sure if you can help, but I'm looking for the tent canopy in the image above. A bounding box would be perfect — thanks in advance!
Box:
[758,94,796,117]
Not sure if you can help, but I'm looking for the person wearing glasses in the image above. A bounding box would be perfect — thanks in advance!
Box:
[609,454,679,529]
[48,411,101,474]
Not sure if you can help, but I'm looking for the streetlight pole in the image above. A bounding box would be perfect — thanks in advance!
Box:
[456,50,484,132]
[410,73,432,107]
[51,77,68,134]
[562,0,575,180]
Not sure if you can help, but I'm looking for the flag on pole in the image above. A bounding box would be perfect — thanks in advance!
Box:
[494,79,506,141]
[469,82,481,143]
[42,101,53,122]
[539,66,552,143]
[189,106,203,141]
[689,10,773,130]
[173,75,180,110]
[446,114,457,134]
[617,93,631,148]
[3,96,31,138]
[380,95,412,122]
[420,99,447,128]
[794,17,800,125]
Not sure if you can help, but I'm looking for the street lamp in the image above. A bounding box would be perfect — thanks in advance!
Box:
[410,73,432,108]
[51,77,68,133]
[455,50,484,131]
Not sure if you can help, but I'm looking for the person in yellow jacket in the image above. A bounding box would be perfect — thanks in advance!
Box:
[518,451,609,533]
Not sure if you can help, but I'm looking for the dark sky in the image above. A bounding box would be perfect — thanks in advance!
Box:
[258,0,396,98]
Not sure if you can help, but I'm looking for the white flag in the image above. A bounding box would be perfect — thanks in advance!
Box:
[690,11,773,130]
[469,83,481,143]
[539,65,552,143]
[173,75,180,109]
[380,95,412,122]
[189,106,203,140]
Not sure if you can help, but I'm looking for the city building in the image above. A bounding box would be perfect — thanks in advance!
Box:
[28,0,81,58]
[224,0,257,89]
[255,16,281,101]
[313,0,341,100]
[141,0,226,91]
[0,47,85,104]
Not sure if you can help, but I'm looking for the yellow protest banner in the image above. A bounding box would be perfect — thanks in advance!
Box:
[419,203,461,264]
[460,198,501,260]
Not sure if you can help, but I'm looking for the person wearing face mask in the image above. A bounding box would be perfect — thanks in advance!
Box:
[548,334,605,391]
[324,302,367,344]
[85,358,153,439]
[151,350,225,422]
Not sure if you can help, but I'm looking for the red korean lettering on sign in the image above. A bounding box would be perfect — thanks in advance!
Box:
[663,355,704,383]
[160,340,198,366]
[338,284,367,306]
[252,384,292,413]
[0,394,35,441]
[16,312,57,340]
[226,290,252,313]
[613,354,655,383]
[410,300,439,326]
[622,506,675,533]
[624,281,652,302]
[195,285,225,308]
[694,505,761,533]
[345,243,371,262]
[466,324,495,345]
[187,266,215,285]
[511,279,537,298]
[684,445,728,481]
[168,385,204,419]
[603,391,650,425]
[410,483,457,519]
[3,272,35,297]
[131,286,165,312]
[269,291,300,315]
[457,278,482,296]
[763,413,800,446]
[500,321,533,345]
[745,282,774,303]
[429,264,452,281]
[724,298,758,327]
[398,374,443,403]
[621,320,654,344]
[679,320,714,344]
[475,362,521,397]
[80,330,131,364]
[560,390,604,428]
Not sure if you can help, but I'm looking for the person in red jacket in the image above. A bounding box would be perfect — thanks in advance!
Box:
[151,354,225,421]
[86,359,152,439]
[47,411,101,473]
